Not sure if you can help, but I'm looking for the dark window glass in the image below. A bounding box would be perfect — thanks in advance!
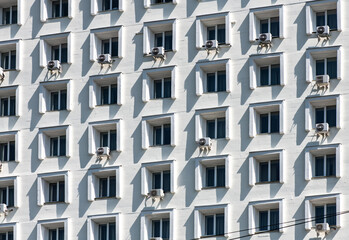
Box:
[206,120,215,139]
[62,0,69,17]
[316,12,326,27]
[0,188,6,204]
[111,38,118,57]
[110,130,116,151]
[9,97,15,116]
[327,9,337,30]
[270,160,280,182]
[11,7,17,24]
[1,52,9,70]
[164,31,172,51]
[216,165,225,187]
[260,19,269,34]
[327,204,336,226]
[260,67,269,86]
[217,24,226,44]
[109,176,116,197]
[315,107,324,124]
[154,80,162,99]
[326,105,336,127]
[270,112,279,133]
[49,182,58,202]
[316,60,325,76]
[103,0,111,10]
[326,154,336,176]
[152,172,161,189]
[99,224,107,240]
[260,114,269,133]
[152,220,161,238]
[111,84,118,104]
[217,118,225,138]
[155,33,163,48]
[109,222,116,240]
[112,0,119,9]
[162,219,170,238]
[207,27,215,41]
[206,167,214,187]
[8,186,14,207]
[101,86,109,105]
[270,17,279,37]
[163,78,171,98]
[99,178,108,197]
[315,156,324,177]
[3,8,11,25]
[207,73,216,92]
[153,126,162,146]
[327,57,337,79]
[271,64,280,85]
[315,206,325,224]
[52,1,60,18]
[259,211,268,231]
[102,40,110,54]
[51,92,59,110]
[0,98,8,116]
[163,124,171,145]
[217,71,226,91]
[58,181,65,201]
[9,141,15,161]
[270,209,279,231]
[259,162,268,182]
[163,170,171,193]
[205,215,214,235]
[100,132,109,147]
[10,51,16,70]
[61,44,68,63]
[60,90,67,110]
[216,214,224,235]
[59,135,66,156]
[50,137,58,156]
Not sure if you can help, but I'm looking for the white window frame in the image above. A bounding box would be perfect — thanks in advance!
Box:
[40,0,73,21]
[37,218,69,240]
[248,199,283,235]
[196,59,232,95]
[0,176,19,208]
[249,149,284,186]
[40,32,72,67]
[90,26,123,61]
[39,79,72,113]
[37,171,70,206]
[0,0,23,25]
[306,0,342,35]
[0,85,20,117]
[141,160,175,196]
[91,0,124,15]
[38,125,71,160]
[249,100,284,137]
[144,0,176,8]
[306,46,342,83]
[0,223,17,240]
[88,166,122,201]
[196,12,233,49]
[89,73,122,108]
[0,131,20,162]
[195,107,232,141]
[88,119,122,154]
[305,144,341,180]
[142,66,176,102]
[305,193,341,230]
[87,213,121,240]
[141,209,175,240]
[249,52,285,89]
[195,155,232,191]
[249,5,284,42]
[142,113,175,149]
[143,19,177,55]
[305,95,340,131]
[0,40,21,71]
[194,204,231,239]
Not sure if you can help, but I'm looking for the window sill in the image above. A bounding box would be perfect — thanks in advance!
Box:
[96,103,118,107]
[47,16,70,21]
[0,23,18,27]
[255,181,281,185]
[257,84,282,88]
[97,9,121,13]
[256,230,280,233]
[201,234,225,238]
[0,160,16,163]
[202,186,226,190]
[44,201,66,205]
[46,109,68,112]
[150,144,172,148]
[151,2,174,6]
[203,91,228,94]
[95,196,117,200]
[3,69,17,72]
[46,155,68,159]
[312,176,337,179]
[257,132,281,135]
[150,97,172,100]
[0,115,17,118]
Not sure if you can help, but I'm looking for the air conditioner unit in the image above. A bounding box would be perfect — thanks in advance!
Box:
[315,123,329,135]
[151,47,165,58]
[0,67,4,81]
[316,75,330,87]
[0,204,7,215]
[258,33,272,44]
[316,26,330,37]
[315,223,330,233]
[47,60,61,71]
[198,137,212,148]
[96,147,110,156]
[204,40,218,49]
[97,54,112,64]
[149,189,164,199]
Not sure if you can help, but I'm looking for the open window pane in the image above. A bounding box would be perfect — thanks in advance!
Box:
[217,71,226,91]
[163,170,171,192]
[216,165,225,187]
[260,114,269,133]
[164,31,172,51]
[270,209,279,231]
[217,24,226,44]
[259,162,269,182]
[327,10,337,30]
[271,64,280,85]
[326,105,336,127]
[270,17,279,37]
[315,206,325,224]
[315,156,324,177]
[216,214,224,235]
[259,211,268,231]
[270,160,280,181]
[327,204,336,226]
[270,112,279,133]
[326,155,336,176]
[205,215,214,235]
[327,58,337,79]
[216,118,225,138]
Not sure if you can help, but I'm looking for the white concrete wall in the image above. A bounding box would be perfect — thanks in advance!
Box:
[0,0,348,239]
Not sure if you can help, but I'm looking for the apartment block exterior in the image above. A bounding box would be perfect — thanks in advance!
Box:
[0,0,347,239]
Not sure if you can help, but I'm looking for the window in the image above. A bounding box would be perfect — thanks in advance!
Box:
[37,219,68,240]
[0,231,13,240]
[37,171,70,206]
[0,177,17,208]
[0,40,21,71]
[88,120,122,154]
[143,0,176,8]
[2,6,17,25]
[40,0,72,21]
[0,223,17,240]
[249,53,284,89]
[248,199,283,235]
[306,0,341,35]
[88,166,121,201]
[0,86,19,117]
[40,33,72,67]
[141,209,174,240]
[142,66,176,102]
[305,194,340,230]
[38,126,71,160]
[51,0,68,18]
[194,204,230,239]
[305,95,340,131]
[152,0,172,4]
[249,6,284,42]
[142,114,175,149]
[0,50,16,70]
[195,107,232,141]
[0,131,19,162]
[143,19,177,55]
[249,100,284,137]
[249,150,284,186]
[102,0,119,11]
[39,80,72,113]
[141,160,175,196]
[91,0,123,14]
[90,26,123,61]
[100,84,117,105]
[259,111,279,134]
[196,12,232,49]
[305,144,341,180]
[306,46,341,82]
[87,213,120,240]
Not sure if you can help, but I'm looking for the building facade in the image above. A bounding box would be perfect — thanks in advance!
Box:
[0,0,347,239]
